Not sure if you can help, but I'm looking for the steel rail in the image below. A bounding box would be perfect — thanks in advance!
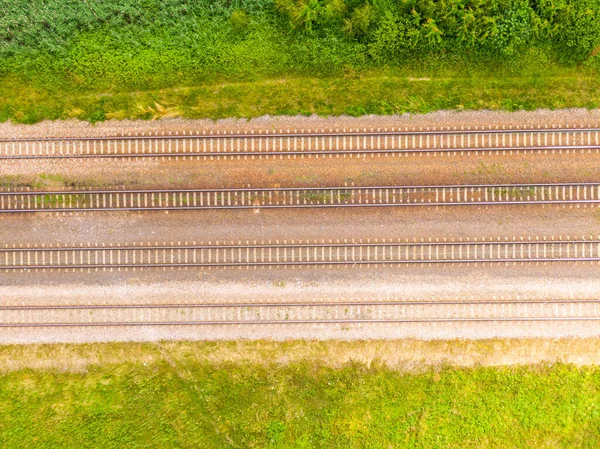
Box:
[3,299,600,327]
[3,298,599,310]
[2,126,599,143]
[2,127,598,160]
[1,183,600,213]
[2,201,599,214]
[0,239,591,252]
[3,258,600,270]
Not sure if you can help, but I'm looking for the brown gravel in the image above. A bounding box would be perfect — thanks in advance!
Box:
[1,109,600,139]
[2,109,600,191]
[1,206,599,246]
[2,150,600,190]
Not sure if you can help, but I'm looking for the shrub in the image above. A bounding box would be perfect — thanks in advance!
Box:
[584,54,600,72]
[230,10,251,33]
[367,11,414,63]
[488,0,534,57]
[343,2,374,37]
[1,0,599,94]
[557,0,600,63]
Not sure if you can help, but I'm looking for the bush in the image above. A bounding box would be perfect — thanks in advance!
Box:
[1,0,599,92]
[230,10,252,33]
[584,54,600,72]
[488,1,534,57]
[367,11,414,63]
[343,2,374,37]
[552,0,600,63]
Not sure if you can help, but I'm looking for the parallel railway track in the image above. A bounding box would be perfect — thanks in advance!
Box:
[2,126,599,159]
[2,299,600,327]
[2,183,600,212]
[3,238,600,270]
[4,126,600,332]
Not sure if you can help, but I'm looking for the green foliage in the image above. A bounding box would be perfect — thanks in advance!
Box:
[2,0,599,80]
[343,3,374,37]
[553,0,600,63]
[323,0,347,23]
[0,0,599,122]
[368,11,415,62]
[296,0,323,32]
[584,54,600,72]
[489,0,534,56]
[2,65,599,124]
[275,0,355,32]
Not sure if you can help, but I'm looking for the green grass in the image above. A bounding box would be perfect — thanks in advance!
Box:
[2,68,599,124]
[1,341,600,448]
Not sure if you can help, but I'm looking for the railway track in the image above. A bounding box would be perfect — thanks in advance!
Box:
[2,183,600,212]
[2,299,599,327]
[4,126,599,334]
[1,126,599,159]
[2,237,599,270]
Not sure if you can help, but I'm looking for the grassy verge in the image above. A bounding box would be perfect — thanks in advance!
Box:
[2,68,599,124]
[1,340,600,448]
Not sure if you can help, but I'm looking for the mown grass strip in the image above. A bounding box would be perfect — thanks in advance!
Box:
[2,71,599,124]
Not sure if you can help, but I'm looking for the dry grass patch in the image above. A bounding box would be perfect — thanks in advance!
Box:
[2,338,600,374]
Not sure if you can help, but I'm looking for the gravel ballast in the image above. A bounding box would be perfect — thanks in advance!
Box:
[2,109,600,344]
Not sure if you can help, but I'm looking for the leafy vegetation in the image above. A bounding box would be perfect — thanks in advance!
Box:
[1,351,600,448]
[1,0,599,122]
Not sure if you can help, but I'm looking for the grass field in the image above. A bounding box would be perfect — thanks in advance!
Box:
[1,340,600,448]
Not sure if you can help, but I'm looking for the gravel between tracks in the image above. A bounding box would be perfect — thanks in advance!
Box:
[1,206,598,246]
[3,151,600,191]
[2,264,600,344]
